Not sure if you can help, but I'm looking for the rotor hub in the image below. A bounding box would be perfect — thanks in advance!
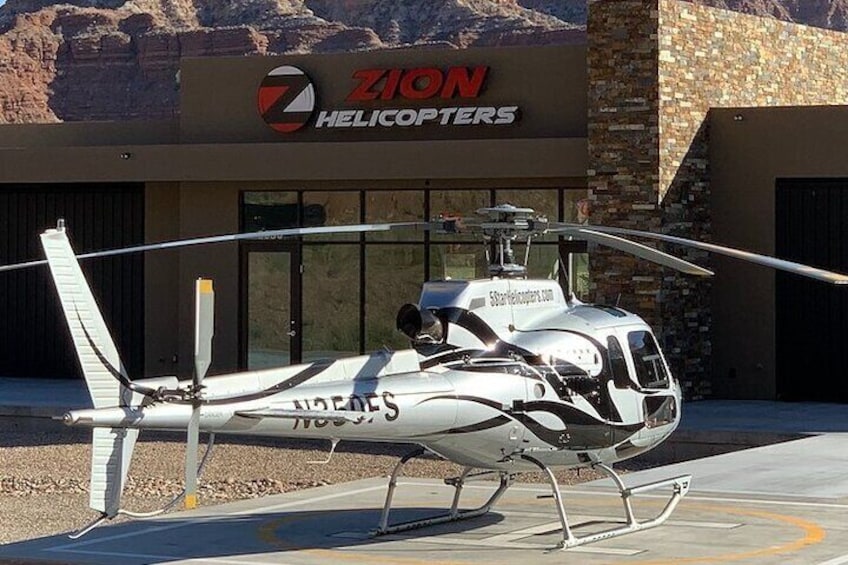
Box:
[475,204,549,278]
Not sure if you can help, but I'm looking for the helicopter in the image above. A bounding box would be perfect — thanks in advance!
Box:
[2,203,846,550]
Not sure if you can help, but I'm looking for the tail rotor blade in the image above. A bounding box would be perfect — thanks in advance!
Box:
[185,278,214,510]
[194,279,215,383]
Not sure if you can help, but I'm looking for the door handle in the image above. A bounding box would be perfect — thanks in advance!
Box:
[287,330,297,337]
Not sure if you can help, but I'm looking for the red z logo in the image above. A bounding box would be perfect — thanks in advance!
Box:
[258,66,316,133]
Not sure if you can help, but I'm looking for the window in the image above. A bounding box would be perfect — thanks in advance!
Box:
[627,331,670,389]
[607,336,631,389]
[562,189,590,300]
[241,187,589,364]
[302,244,360,361]
[366,245,425,351]
[242,191,299,231]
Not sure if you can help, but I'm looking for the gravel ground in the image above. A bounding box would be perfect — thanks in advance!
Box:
[0,422,623,546]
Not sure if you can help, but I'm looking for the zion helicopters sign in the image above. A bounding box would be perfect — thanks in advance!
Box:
[258,64,520,134]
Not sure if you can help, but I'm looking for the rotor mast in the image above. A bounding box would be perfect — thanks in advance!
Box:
[477,204,549,278]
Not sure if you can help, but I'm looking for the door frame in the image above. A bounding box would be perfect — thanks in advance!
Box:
[239,240,302,369]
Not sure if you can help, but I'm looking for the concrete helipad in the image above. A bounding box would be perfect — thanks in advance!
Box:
[2,460,848,565]
[2,396,848,564]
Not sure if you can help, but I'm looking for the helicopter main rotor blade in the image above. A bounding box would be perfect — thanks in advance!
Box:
[554,227,714,277]
[555,224,848,285]
[0,221,439,273]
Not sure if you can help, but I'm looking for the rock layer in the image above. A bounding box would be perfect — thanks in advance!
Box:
[0,0,845,122]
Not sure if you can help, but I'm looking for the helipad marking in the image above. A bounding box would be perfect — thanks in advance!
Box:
[180,558,297,565]
[398,480,848,510]
[499,510,741,529]
[398,533,642,555]
[328,528,641,555]
[45,484,387,555]
[572,516,742,530]
[667,493,848,510]
[393,482,828,563]
[258,514,473,565]
[268,498,644,557]
[49,550,293,564]
[35,480,831,564]
[398,481,848,507]
[480,521,643,554]
[626,504,826,565]
[43,547,182,561]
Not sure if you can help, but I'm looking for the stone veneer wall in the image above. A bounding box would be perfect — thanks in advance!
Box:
[588,0,848,398]
[659,1,848,200]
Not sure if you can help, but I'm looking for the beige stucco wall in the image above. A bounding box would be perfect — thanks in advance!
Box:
[144,182,181,377]
[710,106,848,398]
[177,182,242,376]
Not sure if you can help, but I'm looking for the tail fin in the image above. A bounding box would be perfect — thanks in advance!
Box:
[89,427,138,516]
[40,223,132,409]
[40,223,138,518]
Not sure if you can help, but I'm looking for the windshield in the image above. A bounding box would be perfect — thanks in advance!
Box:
[627,331,670,389]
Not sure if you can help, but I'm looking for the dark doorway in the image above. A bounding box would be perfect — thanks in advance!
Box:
[0,183,144,379]
[240,242,302,369]
[776,178,848,402]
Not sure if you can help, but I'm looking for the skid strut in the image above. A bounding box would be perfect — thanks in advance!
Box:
[374,448,513,536]
[521,455,691,549]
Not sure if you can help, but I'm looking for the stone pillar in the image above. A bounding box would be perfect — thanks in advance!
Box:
[587,0,662,310]
[587,0,706,398]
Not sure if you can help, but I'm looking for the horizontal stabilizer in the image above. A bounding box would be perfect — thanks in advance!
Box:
[235,408,366,423]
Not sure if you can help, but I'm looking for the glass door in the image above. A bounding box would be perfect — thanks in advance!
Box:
[241,242,301,369]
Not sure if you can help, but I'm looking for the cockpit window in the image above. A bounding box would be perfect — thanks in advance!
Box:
[607,336,631,389]
[627,331,670,389]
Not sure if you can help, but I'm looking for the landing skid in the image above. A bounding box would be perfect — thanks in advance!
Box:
[521,455,691,549]
[372,448,691,550]
[373,447,514,536]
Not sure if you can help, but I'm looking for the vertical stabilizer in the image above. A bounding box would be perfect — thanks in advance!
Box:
[40,223,139,519]
[40,224,130,408]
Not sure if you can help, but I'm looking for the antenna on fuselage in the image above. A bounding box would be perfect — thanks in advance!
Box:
[476,204,548,278]
[553,255,575,302]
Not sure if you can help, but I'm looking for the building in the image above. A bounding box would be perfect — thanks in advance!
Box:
[1,0,847,403]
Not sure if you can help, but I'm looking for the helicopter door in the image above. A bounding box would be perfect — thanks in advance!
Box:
[606,332,642,426]
[241,242,302,369]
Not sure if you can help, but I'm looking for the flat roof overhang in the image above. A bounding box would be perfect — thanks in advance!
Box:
[0,138,587,183]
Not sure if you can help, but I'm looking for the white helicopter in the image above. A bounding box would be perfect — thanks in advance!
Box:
[2,204,846,550]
